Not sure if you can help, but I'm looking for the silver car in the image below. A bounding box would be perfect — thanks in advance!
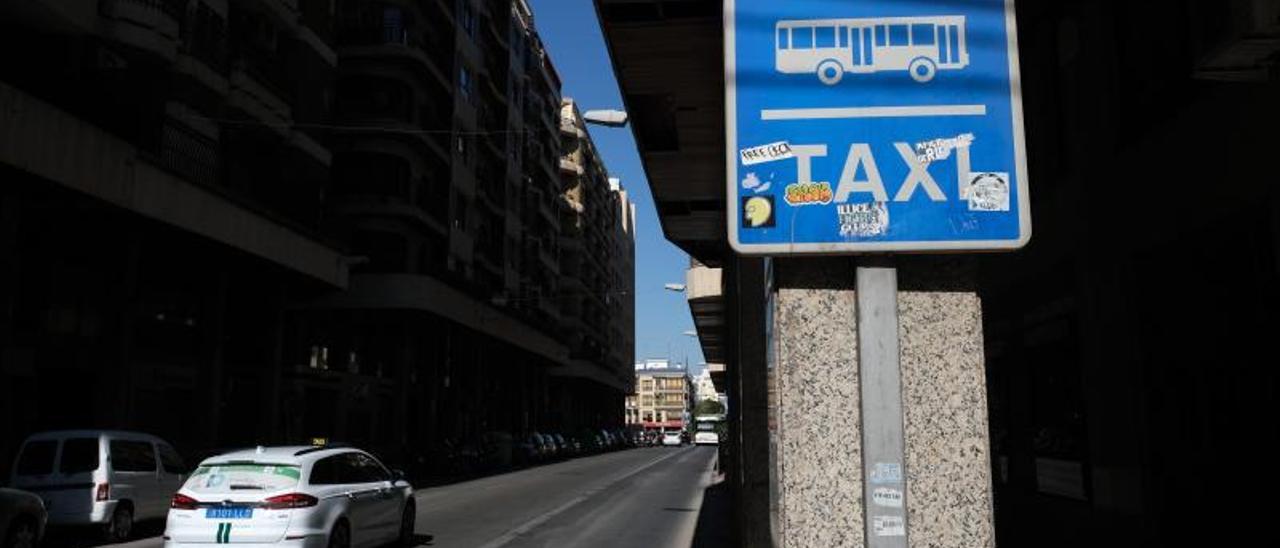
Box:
[0,488,46,548]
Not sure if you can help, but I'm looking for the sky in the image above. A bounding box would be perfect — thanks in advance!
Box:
[528,0,706,371]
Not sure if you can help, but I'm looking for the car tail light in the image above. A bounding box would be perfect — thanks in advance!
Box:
[171,493,199,510]
[95,483,110,502]
[262,493,318,510]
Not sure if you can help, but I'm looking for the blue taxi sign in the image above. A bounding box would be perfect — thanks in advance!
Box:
[727,0,1031,254]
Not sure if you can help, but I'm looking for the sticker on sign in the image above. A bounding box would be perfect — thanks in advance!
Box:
[740,141,795,166]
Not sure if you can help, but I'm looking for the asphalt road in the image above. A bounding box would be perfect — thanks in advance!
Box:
[70,445,726,548]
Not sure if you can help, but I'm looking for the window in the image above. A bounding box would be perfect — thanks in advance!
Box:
[889,25,909,46]
[381,6,405,43]
[875,25,887,46]
[159,444,188,474]
[816,26,836,48]
[15,441,56,476]
[462,3,476,37]
[777,27,789,49]
[839,26,849,48]
[59,438,100,474]
[333,152,411,198]
[185,463,300,494]
[352,230,408,273]
[352,453,391,482]
[310,453,363,485]
[912,24,936,46]
[109,440,157,472]
[459,66,473,100]
[793,26,813,48]
[336,77,413,121]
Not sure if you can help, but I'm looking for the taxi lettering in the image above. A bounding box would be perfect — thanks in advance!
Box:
[790,141,974,204]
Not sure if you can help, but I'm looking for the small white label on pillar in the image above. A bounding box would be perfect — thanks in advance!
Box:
[870,462,903,484]
[872,487,904,508]
[873,515,906,537]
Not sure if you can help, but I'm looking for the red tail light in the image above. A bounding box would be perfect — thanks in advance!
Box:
[170,493,199,510]
[262,493,318,510]
[95,483,110,502]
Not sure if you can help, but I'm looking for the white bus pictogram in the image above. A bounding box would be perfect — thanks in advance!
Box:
[775,16,970,85]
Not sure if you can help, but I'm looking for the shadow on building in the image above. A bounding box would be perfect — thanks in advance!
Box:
[0,0,635,484]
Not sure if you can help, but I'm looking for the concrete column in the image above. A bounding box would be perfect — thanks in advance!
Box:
[771,257,993,548]
[731,257,773,547]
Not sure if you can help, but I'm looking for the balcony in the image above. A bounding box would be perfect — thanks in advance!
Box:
[560,117,584,137]
[158,118,221,189]
[174,4,229,91]
[449,226,475,264]
[259,0,300,29]
[477,176,506,213]
[337,26,451,87]
[559,157,584,176]
[97,0,183,60]
[537,194,558,226]
[537,244,558,274]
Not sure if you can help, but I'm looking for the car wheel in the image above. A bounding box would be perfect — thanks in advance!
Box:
[328,520,350,548]
[3,516,38,548]
[398,502,417,546]
[104,504,133,543]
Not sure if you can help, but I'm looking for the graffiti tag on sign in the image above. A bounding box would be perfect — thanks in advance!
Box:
[838,202,889,238]
[784,182,834,206]
[914,133,975,165]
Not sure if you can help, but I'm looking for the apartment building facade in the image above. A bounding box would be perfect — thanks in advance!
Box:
[626,359,692,433]
[0,0,345,462]
[549,99,636,426]
[0,0,634,475]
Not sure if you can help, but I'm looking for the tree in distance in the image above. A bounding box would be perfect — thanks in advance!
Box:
[694,399,725,416]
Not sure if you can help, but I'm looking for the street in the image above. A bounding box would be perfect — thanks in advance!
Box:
[60,446,726,548]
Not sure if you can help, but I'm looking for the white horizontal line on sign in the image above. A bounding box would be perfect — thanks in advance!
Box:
[761,104,988,121]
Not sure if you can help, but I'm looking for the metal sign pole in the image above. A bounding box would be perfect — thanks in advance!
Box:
[856,263,908,547]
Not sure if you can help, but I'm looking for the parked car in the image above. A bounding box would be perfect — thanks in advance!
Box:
[164,445,414,547]
[550,434,572,458]
[533,433,555,460]
[10,430,187,542]
[577,430,604,454]
[0,488,46,548]
[662,431,683,447]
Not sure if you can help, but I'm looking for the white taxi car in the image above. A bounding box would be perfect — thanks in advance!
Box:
[163,446,415,547]
[661,432,683,447]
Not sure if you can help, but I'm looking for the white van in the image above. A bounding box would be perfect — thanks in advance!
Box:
[9,430,188,542]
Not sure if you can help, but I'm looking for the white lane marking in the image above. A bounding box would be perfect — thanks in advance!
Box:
[761,104,987,120]
[475,448,693,548]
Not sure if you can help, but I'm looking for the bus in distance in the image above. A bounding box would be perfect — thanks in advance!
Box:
[775,16,970,85]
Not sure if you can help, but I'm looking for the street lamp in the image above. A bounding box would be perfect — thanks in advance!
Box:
[664,283,686,292]
[583,109,629,127]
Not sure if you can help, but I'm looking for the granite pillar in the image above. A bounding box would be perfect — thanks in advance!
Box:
[771,257,994,547]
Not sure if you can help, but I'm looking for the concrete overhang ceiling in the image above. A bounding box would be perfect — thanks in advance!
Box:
[595,0,728,266]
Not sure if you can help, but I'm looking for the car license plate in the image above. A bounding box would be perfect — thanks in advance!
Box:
[206,507,253,519]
